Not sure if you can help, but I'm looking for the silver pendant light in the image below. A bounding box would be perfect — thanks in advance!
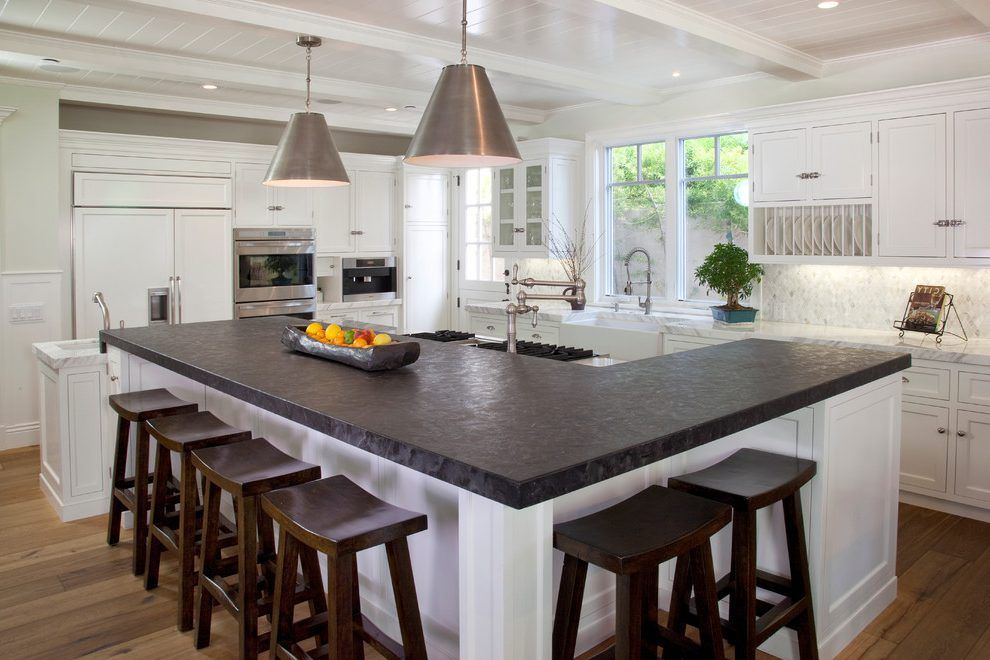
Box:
[404,0,521,168]
[265,36,349,187]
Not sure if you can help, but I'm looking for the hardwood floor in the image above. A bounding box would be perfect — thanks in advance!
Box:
[2,445,989,659]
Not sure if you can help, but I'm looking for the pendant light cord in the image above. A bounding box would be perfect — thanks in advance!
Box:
[460,0,468,64]
[305,44,312,113]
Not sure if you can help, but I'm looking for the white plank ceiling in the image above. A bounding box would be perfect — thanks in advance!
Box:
[0,0,986,133]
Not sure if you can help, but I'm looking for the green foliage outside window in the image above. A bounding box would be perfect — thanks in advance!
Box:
[683,133,749,243]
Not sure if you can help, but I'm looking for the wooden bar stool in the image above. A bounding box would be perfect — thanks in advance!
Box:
[668,448,819,660]
[144,411,251,631]
[192,437,324,660]
[107,388,197,575]
[262,475,429,660]
[552,485,732,660]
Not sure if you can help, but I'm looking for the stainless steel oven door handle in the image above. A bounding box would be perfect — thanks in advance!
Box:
[235,242,316,256]
[175,276,182,324]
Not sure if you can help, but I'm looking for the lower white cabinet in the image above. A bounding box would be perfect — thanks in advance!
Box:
[318,305,402,333]
[899,401,949,492]
[358,307,400,332]
[468,312,561,344]
[662,335,729,355]
[955,409,990,502]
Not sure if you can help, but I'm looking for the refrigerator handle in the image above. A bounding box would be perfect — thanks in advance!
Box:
[169,276,175,324]
[176,276,183,324]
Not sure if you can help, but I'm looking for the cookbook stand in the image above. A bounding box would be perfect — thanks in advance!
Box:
[893,292,968,344]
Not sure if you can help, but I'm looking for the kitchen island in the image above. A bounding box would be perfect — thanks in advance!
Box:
[101,316,909,660]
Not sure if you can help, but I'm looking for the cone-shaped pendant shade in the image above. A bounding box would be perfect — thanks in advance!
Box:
[264,112,349,187]
[405,64,521,168]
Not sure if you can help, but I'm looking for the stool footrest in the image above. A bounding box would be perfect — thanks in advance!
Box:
[755,568,793,596]
[755,596,807,646]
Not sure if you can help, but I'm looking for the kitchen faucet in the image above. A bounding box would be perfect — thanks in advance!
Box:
[504,264,586,354]
[92,292,111,332]
[622,247,653,315]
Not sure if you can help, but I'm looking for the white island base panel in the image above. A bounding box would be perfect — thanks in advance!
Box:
[112,347,901,660]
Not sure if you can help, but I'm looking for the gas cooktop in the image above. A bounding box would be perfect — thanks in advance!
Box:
[407,330,476,342]
[410,330,598,363]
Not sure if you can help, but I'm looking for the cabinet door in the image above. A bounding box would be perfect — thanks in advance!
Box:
[73,208,175,338]
[952,108,990,258]
[752,129,807,202]
[521,162,545,250]
[354,170,395,252]
[173,209,233,323]
[314,172,355,254]
[494,166,516,250]
[233,162,273,227]
[955,409,990,502]
[662,336,728,355]
[405,171,448,225]
[878,114,947,257]
[404,224,448,333]
[811,122,872,199]
[273,186,313,227]
[358,307,399,331]
[900,402,949,492]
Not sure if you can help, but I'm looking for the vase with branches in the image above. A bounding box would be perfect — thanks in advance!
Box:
[543,201,602,309]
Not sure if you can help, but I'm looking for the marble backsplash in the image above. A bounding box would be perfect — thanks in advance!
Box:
[760,265,990,338]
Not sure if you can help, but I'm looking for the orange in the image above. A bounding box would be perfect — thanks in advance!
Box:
[352,337,369,348]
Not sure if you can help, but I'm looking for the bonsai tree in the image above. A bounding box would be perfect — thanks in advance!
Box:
[694,243,764,310]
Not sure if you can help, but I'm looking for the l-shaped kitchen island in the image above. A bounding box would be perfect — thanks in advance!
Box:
[100,316,909,660]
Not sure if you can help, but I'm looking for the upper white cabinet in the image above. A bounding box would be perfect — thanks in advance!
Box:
[313,171,355,254]
[73,172,231,208]
[233,162,313,227]
[314,169,396,254]
[751,122,872,203]
[878,114,947,258]
[952,108,990,258]
[404,171,448,225]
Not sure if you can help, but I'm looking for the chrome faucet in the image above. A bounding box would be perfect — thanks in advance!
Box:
[622,247,653,315]
[505,264,586,354]
[92,292,111,332]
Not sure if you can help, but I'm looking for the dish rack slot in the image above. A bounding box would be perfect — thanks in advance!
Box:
[756,204,872,257]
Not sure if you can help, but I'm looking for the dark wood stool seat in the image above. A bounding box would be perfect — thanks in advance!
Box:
[552,485,732,660]
[193,438,323,660]
[106,388,197,576]
[262,475,429,660]
[144,411,250,631]
[668,449,819,660]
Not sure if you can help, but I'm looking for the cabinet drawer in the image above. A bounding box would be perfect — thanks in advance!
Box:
[518,325,559,345]
[958,371,990,408]
[902,366,951,401]
[663,336,728,355]
[358,308,399,331]
[470,315,506,339]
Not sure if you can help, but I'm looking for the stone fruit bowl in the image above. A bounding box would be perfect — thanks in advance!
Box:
[281,325,420,371]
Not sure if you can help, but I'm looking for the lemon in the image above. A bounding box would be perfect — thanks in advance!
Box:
[305,322,324,336]
[352,337,369,348]
[372,333,392,346]
[325,323,342,339]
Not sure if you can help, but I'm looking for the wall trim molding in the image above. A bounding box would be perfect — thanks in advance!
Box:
[0,106,15,124]
[2,422,40,450]
[1,269,63,276]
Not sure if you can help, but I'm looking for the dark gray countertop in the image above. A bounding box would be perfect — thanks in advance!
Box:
[102,317,910,509]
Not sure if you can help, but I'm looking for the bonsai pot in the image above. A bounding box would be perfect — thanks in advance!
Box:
[711,305,758,324]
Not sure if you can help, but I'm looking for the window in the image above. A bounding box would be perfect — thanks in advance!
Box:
[462,168,503,283]
[606,141,666,296]
[679,133,749,301]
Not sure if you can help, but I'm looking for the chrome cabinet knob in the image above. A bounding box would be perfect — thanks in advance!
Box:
[937,427,946,434]
[110,375,119,382]
[532,333,542,340]
[407,276,413,280]
[486,325,495,331]
[275,205,284,211]
[958,430,967,437]
[902,376,910,383]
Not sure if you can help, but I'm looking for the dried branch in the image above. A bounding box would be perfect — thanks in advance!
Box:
[543,199,603,282]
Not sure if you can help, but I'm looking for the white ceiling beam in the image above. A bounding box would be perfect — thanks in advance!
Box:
[0,28,546,124]
[118,0,667,105]
[954,0,990,28]
[584,0,824,80]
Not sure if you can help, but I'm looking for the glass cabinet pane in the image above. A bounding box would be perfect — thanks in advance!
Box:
[499,192,514,220]
[526,165,542,188]
[498,223,515,247]
[526,222,543,246]
[499,168,514,191]
[526,190,542,220]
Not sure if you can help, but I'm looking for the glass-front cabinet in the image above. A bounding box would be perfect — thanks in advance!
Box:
[494,161,548,253]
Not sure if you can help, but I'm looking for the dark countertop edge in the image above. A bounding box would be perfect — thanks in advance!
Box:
[102,331,910,510]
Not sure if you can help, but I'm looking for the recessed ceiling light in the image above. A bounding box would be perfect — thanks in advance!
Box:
[201,83,219,90]
[817,1,839,8]
[384,106,398,112]
[672,70,681,78]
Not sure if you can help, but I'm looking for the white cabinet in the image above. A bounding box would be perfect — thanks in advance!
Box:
[73,172,232,208]
[955,409,990,502]
[952,108,990,258]
[662,335,729,355]
[314,170,395,254]
[234,162,313,227]
[73,207,232,337]
[900,402,949,493]
[901,366,951,401]
[878,114,947,257]
[404,224,448,334]
[404,171,448,225]
[358,307,400,331]
[470,314,506,339]
[751,122,872,203]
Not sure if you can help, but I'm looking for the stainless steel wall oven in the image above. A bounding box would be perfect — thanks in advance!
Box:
[233,228,316,320]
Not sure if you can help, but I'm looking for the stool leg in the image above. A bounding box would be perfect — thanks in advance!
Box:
[144,442,171,590]
[783,493,819,660]
[351,555,365,660]
[297,546,330,649]
[132,423,152,576]
[691,543,726,660]
[552,554,588,660]
[328,553,357,660]
[665,553,692,660]
[194,480,222,650]
[177,453,199,632]
[256,506,277,602]
[729,508,757,660]
[642,564,659,659]
[237,495,261,660]
[270,527,299,659]
[385,537,428,660]
[614,571,645,660]
[107,417,129,546]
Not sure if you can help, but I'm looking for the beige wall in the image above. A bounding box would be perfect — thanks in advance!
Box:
[60,102,412,156]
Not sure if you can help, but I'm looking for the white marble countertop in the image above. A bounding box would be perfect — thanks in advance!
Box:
[465,303,990,367]
[316,299,402,311]
[32,338,107,369]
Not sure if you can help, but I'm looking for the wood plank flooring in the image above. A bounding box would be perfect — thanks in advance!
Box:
[2,446,989,659]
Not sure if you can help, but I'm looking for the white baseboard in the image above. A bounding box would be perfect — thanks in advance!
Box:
[899,490,990,523]
[1,422,40,450]
[39,470,109,522]
[820,576,897,660]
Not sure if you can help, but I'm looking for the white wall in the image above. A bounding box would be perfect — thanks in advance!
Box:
[0,80,63,449]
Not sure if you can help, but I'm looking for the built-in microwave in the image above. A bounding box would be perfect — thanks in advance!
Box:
[233,228,316,318]
[318,256,397,303]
